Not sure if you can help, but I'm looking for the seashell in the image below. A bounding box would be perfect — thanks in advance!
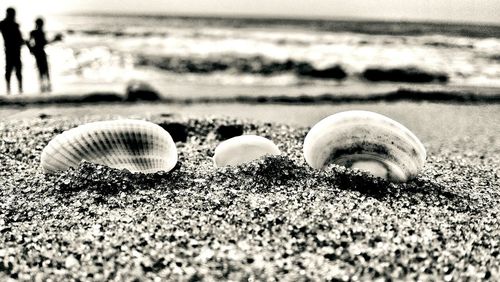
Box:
[214,135,281,167]
[303,110,426,182]
[41,119,177,174]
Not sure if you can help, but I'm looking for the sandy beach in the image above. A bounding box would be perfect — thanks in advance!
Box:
[0,9,499,281]
[1,101,499,280]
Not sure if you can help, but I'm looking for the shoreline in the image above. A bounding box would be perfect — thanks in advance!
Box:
[1,12,499,280]
[1,86,499,107]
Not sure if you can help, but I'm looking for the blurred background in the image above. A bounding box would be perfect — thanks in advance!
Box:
[0,0,499,97]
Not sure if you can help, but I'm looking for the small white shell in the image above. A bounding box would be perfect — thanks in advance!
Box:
[41,119,177,173]
[214,135,281,167]
[303,110,426,182]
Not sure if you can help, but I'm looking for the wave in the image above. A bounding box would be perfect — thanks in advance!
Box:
[136,55,347,80]
[52,15,500,88]
[135,55,453,84]
[65,27,492,52]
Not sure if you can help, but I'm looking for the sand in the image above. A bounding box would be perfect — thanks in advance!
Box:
[0,102,499,280]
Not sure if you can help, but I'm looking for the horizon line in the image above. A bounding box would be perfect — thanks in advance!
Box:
[53,11,500,27]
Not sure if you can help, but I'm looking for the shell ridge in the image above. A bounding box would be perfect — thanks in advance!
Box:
[41,119,178,173]
[303,110,426,182]
[46,135,82,168]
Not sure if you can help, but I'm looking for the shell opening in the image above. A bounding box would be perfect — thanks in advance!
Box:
[350,160,389,180]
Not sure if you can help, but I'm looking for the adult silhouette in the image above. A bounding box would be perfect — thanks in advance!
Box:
[0,7,24,94]
[28,18,62,93]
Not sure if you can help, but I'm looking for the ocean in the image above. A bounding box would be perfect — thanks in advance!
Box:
[3,14,500,96]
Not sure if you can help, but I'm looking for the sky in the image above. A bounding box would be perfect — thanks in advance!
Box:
[0,0,499,25]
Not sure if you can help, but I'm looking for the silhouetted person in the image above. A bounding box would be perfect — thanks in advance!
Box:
[28,18,62,93]
[0,8,24,94]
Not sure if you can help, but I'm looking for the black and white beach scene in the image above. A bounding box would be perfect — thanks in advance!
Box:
[0,0,499,280]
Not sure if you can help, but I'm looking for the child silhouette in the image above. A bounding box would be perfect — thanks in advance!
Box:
[28,18,62,93]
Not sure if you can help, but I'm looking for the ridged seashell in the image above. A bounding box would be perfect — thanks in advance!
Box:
[303,110,426,182]
[214,135,281,167]
[41,119,177,174]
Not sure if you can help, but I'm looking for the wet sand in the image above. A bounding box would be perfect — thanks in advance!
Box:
[1,81,499,107]
[0,102,499,280]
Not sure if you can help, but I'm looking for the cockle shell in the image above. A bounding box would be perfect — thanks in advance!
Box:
[41,119,178,173]
[214,135,281,167]
[303,110,426,182]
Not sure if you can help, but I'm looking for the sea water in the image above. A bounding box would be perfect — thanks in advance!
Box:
[1,14,499,96]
